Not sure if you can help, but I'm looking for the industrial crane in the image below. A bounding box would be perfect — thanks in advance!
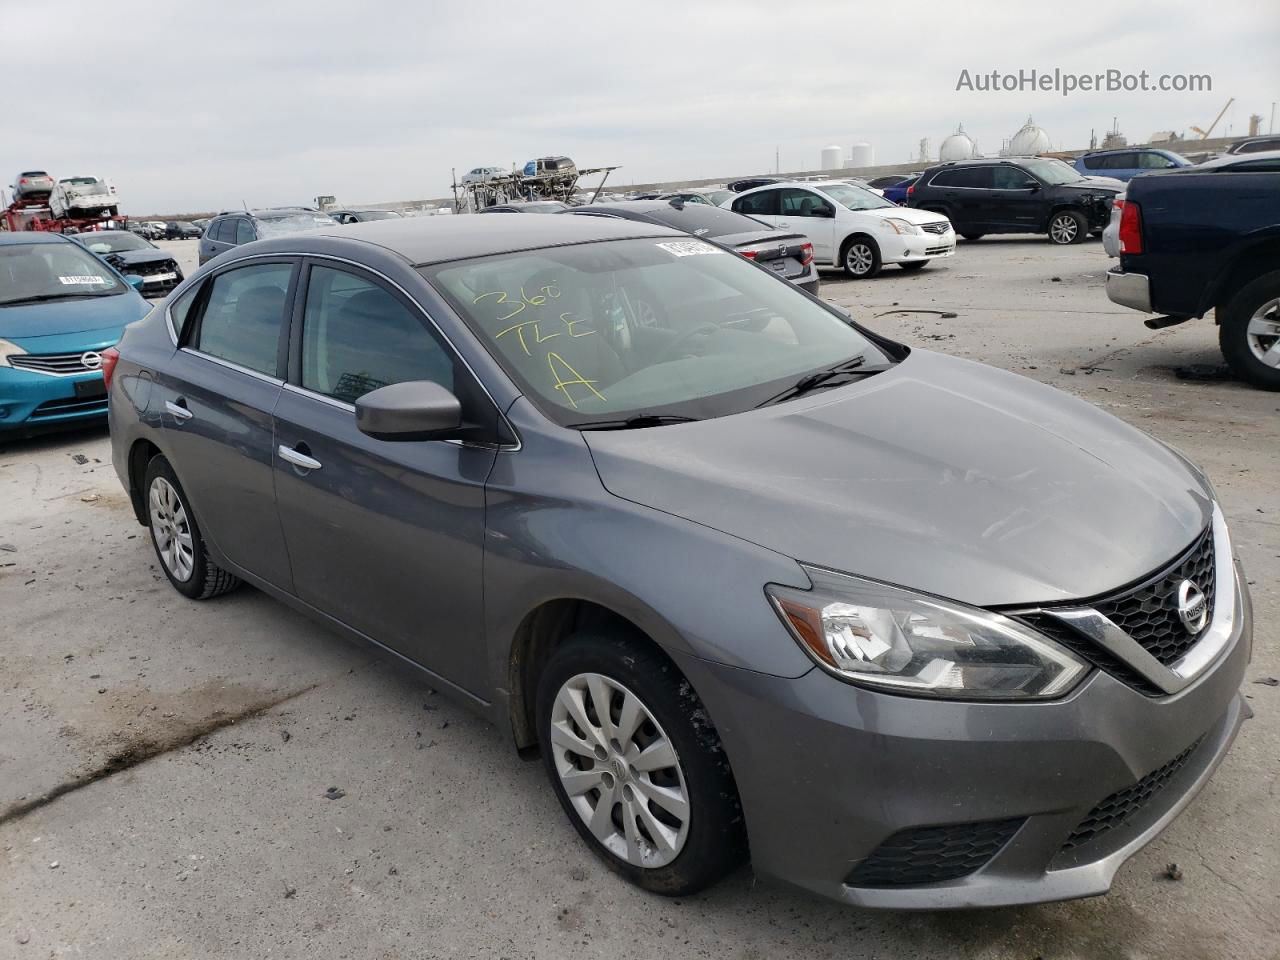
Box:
[1191,98,1234,139]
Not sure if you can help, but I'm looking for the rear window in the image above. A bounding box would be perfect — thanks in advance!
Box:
[644,204,771,237]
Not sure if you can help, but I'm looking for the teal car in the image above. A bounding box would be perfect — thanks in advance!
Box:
[0,232,151,438]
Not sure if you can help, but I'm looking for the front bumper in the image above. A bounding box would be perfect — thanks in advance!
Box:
[674,561,1252,909]
[0,366,109,432]
[1106,268,1152,313]
[880,230,956,264]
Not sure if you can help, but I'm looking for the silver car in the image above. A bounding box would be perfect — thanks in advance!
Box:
[107,214,1252,909]
[1103,192,1124,257]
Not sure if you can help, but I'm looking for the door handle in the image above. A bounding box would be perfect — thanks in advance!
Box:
[278,444,322,471]
[164,399,193,421]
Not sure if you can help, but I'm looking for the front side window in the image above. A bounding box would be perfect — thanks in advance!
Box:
[300,265,454,404]
[190,263,292,375]
[0,241,124,306]
[234,219,255,245]
[732,190,779,216]
[1138,152,1176,169]
[991,167,1037,189]
[780,188,833,217]
[427,238,894,425]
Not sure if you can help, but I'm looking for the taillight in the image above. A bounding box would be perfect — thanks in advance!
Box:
[100,347,120,390]
[800,242,814,266]
[906,183,916,197]
[738,248,758,259]
[1118,200,1143,255]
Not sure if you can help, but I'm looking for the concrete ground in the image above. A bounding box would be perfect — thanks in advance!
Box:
[2,236,1277,960]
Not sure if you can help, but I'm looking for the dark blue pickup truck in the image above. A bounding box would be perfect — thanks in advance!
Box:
[1106,151,1280,390]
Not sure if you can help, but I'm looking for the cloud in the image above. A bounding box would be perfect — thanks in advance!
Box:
[4,0,1274,212]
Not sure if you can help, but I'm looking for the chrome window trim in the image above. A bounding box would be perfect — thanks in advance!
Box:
[1032,503,1236,696]
[178,346,284,386]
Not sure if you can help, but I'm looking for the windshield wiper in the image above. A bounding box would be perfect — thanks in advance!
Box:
[755,356,892,408]
[569,414,702,431]
[0,292,114,306]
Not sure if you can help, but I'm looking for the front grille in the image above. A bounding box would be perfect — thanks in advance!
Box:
[920,221,951,235]
[30,395,108,419]
[1017,612,1165,697]
[9,352,97,375]
[1095,527,1216,666]
[129,259,178,277]
[845,818,1024,887]
[925,244,953,256]
[1062,738,1204,851]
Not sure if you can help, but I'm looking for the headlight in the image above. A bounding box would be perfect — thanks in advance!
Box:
[767,566,1088,699]
[0,338,27,367]
[880,218,922,235]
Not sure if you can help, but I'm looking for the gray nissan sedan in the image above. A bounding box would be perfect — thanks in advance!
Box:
[106,214,1252,909]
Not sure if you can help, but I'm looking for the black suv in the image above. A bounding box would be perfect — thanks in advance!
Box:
[198,209,338,265]
[907,157,1122,244]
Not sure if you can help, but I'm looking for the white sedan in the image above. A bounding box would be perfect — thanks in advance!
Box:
[724,180,955,278]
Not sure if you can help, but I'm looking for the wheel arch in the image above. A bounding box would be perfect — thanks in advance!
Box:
[1208,236,1280,318]
[126,437,163,526]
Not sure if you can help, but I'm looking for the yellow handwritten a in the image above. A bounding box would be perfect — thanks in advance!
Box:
[547,352,606,409]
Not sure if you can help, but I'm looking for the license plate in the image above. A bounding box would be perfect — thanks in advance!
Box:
[74,376,106,399]
[145,272,177,283]
[769,260,788,273]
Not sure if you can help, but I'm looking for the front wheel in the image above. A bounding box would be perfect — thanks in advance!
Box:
[899,261,928,272]
[1048,210,1087,244]
[1219,270,1280,391]
[144,455,242,600]
[841,236,882,279]
[536,634,745,895]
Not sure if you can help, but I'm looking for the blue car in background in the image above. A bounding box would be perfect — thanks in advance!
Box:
[881,175,919,205]
[1073,148,1191,182]
[0,232,150,438]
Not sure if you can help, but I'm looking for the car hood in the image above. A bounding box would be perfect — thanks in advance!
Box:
[0,292,150,340]
[102,249,173,267]
[583,351,1212,607]
[865,205,949,225]
[1063,176,1124,193]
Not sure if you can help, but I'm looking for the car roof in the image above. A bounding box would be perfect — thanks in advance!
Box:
[1191,150,1280,170]
[0,231,73,247]
[1082,147,1174,156]
[256,212,681,267]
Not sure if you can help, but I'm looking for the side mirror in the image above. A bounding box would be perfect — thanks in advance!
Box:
[125,275,146,291]
[356,380,462,441]
[1028,183,1041,192]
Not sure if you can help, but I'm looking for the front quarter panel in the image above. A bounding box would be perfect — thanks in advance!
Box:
[483,399,816,700]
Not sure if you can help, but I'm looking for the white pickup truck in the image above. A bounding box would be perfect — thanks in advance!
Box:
[49,176,118,218]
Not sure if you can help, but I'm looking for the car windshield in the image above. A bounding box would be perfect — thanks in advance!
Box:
[0,242,124,306]
[426,237,893,425]
[81,233,150,254]
[815,183,895,211]
[62,177,101,186]
[256,213,338,237]
[1023,159,1084,184]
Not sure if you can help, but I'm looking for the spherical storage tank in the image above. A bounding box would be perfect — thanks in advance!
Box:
[939,125,976,161]
[849,142,874,167]
[821,145,844,170]
[1009,116,1051,155]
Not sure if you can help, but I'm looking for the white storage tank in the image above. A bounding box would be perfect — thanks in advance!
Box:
[820,145,844,170]
[1008,116,1051,155]
[939,125,977,161]
[849,142,874,168]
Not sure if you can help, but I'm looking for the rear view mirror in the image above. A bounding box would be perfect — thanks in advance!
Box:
[356,380,462,441]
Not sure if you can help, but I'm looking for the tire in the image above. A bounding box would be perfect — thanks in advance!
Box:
[1048,209,1087,244]
[536,633,745,896]
[840,235,882,279]
[899,261,928,272]
[143,455,242,600]
[960,233,985,241]
[1218,270,1280,391]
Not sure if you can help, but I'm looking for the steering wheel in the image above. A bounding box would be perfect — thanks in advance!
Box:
[660,322,721,360]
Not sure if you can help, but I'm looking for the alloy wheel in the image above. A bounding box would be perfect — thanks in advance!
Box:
[149,477,194,582]
[1246,298,1280,368]
[549,672,691,868]
[1049,214,1079,244]
[846,243,874,275]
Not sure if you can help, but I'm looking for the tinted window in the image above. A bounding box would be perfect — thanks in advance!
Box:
[168,282,203,338]
[1082,155,1105,170]
[732,189,779,216]
[779,188,833,217]
[300,266,454,404]
[212,219,234,243]
[1137,152,1175,169]
[930,167,992,188]
[1224,158,1280,171]
[234,219,255,244]
[991,167,1037,189]
[191,263,292,375]
[1238,139,1280,154]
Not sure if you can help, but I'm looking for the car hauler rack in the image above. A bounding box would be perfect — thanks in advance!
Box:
[451,165,620,213]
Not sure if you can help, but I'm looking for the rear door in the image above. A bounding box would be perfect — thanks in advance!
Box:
[926,167,991,230]
[155,258,299,590]
[776,188,836,262]
[271,260,496,695]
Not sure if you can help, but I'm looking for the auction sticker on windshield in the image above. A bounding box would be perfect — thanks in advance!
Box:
[58,276,108,285]
[656,240,724,257]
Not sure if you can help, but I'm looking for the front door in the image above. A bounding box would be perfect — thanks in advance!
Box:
[271,261,496,696]
[776,188,836,262]
[987,166,1044,230]
[156,259,298,590]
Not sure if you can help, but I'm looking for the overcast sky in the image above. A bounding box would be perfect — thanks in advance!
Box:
[6,0,1277,213]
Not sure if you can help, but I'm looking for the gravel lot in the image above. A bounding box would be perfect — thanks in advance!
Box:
[2,236,1277,959]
